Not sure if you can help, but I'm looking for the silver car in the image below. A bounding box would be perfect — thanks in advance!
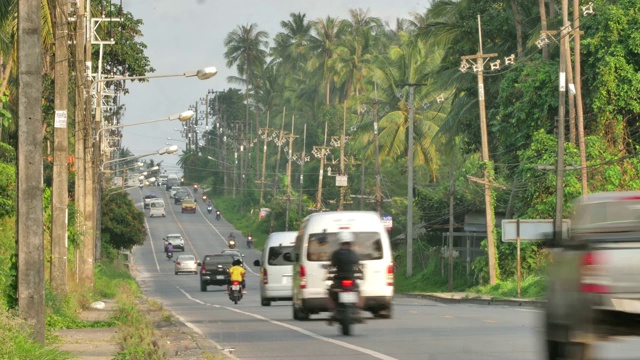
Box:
[174,255,198,275]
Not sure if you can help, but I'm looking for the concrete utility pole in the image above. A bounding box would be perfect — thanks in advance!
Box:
[406,85,415,277]
[373,98,383,216]
[313,122,330,211]
[81,0,95,288]
[338,103,346,211]
[52,0,70,296]
[258,112,271,215]
[460,15,499,285]
[298,123,307,220]
[284,116,298,230]
[573,0,587,196]
[74,0,86,283]
[18,0,45,343]
[270,111,286,232]
[555,0,569,241]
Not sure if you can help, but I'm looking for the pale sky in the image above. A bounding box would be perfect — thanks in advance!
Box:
[118,0,430,174]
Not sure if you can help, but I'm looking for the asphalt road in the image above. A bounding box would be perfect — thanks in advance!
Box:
[129,187,640,360]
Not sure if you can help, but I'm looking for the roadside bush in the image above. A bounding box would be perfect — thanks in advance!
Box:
[0,307,71,359]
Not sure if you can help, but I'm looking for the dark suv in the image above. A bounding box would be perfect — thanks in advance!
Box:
[199,254,235,292]
[174,190,189,204]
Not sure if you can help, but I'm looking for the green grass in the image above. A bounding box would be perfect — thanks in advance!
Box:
[467,273,547,299]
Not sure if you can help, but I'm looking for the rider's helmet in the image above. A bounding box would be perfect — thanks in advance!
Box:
[337,231,355,244]
[232,259,242,266]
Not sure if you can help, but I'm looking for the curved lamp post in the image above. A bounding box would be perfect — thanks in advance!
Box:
[97,110,194,142]
[101,145,179,172]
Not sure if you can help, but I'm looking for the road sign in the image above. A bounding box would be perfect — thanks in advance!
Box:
[501,219,570,242]
[335,175,348,187]
[382,215,392,231]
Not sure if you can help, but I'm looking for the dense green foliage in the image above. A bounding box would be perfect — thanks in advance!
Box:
[101,190,147,250]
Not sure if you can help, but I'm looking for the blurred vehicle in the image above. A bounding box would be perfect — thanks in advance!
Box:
[221,249,244,265]
[545,191,640,359]
[174,254,198,275]
[199,254,235,292]
[165,173,180,190]
[143,194,158,209]
[253,231,297,306]
[169,187,182,198]
[149,199,165,217]
[181,198,197,214]
[163,233,185,252]
[291,211,393,321]
[174,190,189,204]
[158,174,168,187]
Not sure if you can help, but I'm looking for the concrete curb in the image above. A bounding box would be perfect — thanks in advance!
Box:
[402,293,546,308]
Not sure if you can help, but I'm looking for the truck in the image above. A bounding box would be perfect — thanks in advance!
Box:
[545,191,640,360]
[165,174,180,190]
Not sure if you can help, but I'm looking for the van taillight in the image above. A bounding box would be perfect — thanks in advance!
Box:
[176,262,181,266]
[387,263,394,286]
[201,265,207,272]
[262,268,268,285]
[300,265,306,289]
[580,251,609,293]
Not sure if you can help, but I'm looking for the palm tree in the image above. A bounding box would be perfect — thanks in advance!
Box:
[308,16,343,105]
[224,23,269,184]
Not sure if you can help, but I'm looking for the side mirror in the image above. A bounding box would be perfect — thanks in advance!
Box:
[173,260,176,263]
[253,259,261,267]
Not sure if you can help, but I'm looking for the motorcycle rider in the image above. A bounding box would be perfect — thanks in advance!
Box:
[226,259,246,294]
[216,209,221,221]
[246,232,253,248]
[206,200,213,213]
[328,231,361,323]
[165,242,174,260]
[227,232,236,248]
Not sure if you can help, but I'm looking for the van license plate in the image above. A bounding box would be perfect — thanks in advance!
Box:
[216,275,225,280]
[338,292,358,303]
[231,285,240,290]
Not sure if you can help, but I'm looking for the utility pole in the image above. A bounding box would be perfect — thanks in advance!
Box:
[284,116,298,230]
[373,98,383,215]
[406,84,415,277]
[298,124,307,220]
[270,111,286,232]
[338,103,346,211]
[18,0,45,343]
[74,0,86,283]
[52,0,70,296]
[573,0,588,196]
[313,122,330,211]
[460,15,499,285]
[258,112,271,215]
[555,0,569,241]
[448,158,455,292]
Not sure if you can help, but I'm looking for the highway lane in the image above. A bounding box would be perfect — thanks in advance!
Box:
[126,187,640,360]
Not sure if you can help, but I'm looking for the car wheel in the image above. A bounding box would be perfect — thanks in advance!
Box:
[200,282,207,292]
[373,305,392,319]
[175,271,178,275]
[261,297,271,307]
[293,304,309,321]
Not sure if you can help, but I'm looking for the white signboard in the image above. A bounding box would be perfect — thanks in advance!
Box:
[381,215,393,231]
[335,175,348,187]
[501,219,570,242]
[54,110,67,128]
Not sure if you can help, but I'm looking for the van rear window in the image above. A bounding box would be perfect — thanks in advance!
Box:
[306,232,383,262]
[267,245,295,266]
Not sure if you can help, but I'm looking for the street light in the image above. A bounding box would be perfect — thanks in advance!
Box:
[94,66,218,84]
[101,145,179,172]
[96,111,194,141]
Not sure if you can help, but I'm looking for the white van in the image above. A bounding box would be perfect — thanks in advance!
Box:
[253,231,297,306]
[149,199,165,217]
[291,211,394,320]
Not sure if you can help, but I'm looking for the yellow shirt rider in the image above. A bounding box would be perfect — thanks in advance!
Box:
[227,259,246,293]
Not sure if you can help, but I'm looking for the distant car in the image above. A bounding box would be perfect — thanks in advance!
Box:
[143,194,158,209]
[174,190,189,204]
[169,187,183,198]
[164,233,185,252]
[174,254,198,275]
[199,254,235,292]
[181,198,197,214]
[221,249,245,266]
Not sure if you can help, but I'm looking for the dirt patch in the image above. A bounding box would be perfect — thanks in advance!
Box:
[52,298,227,359]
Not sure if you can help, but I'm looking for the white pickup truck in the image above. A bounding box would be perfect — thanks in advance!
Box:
[545,191,640,360]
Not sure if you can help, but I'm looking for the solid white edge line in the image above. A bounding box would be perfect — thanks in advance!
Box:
[176,287,399,360]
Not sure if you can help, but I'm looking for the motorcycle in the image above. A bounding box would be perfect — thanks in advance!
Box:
[327,270,363,336]
[229,280,243,304]
[228,239,236,249]
[216,210,221,221]
[166,251,173,260]
[193,184,198,193]
[202,194,208,201]
[207,205,213,214]
[246,236,253,249]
